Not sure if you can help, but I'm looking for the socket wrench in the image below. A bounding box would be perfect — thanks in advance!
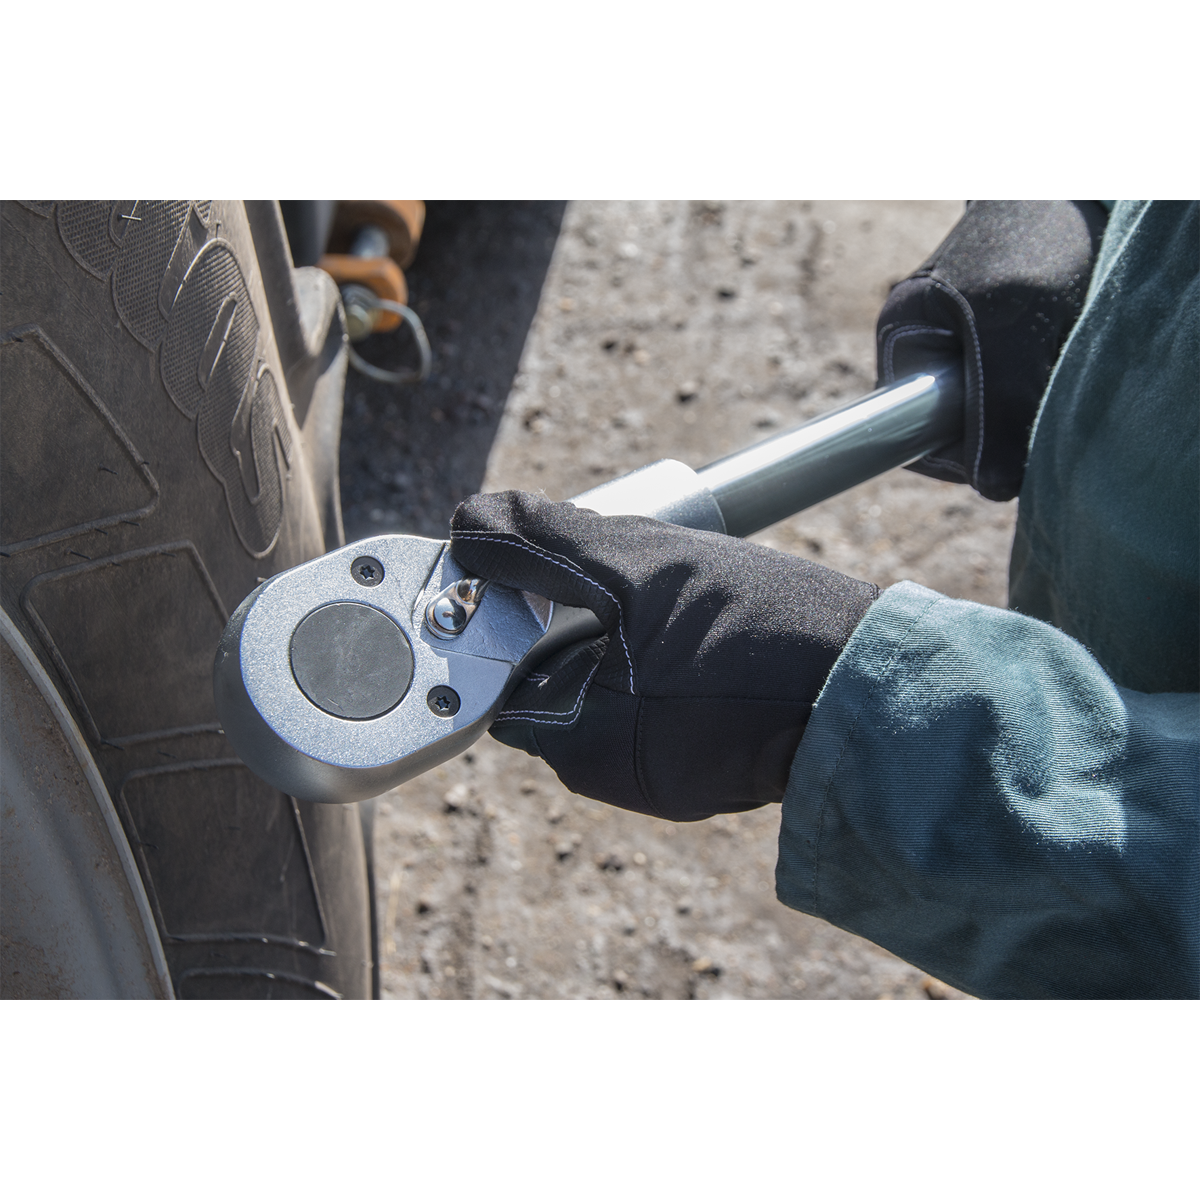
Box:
[214,371,960,802]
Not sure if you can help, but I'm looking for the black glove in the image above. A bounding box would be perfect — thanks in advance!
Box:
[449,491,879,822]
[877,200,1109,501]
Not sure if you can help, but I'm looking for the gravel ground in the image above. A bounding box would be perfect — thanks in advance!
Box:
[340,201,1019,999]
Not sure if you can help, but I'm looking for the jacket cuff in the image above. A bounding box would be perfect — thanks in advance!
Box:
[775,580,944,916]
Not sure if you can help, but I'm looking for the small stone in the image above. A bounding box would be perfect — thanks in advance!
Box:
[558,297,575,311]
[443,782,470,812]
[519,778,539,795]
[632,851,647,866]
[632,349,650,366]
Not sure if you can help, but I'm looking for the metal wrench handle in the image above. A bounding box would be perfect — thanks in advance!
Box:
[570,370,961,534]
[697,370,961,536]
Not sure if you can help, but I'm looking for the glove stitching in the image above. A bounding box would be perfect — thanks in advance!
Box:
[811,592,945,913]
[881,324,966,478]
[880,324,955,382]
[919,455,969,475]
[921,455,965,468]
[452,530,637,693]
[925,277,987,490]
[492,654,602,724]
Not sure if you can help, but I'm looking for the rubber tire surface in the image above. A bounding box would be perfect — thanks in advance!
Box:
[0,201,372,999]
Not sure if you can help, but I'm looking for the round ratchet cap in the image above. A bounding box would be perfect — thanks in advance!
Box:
[289,601,414,720]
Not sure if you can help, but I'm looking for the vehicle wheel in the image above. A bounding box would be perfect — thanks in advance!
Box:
[1,201,373,999]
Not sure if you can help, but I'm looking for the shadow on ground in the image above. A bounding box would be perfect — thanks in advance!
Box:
[339,201,567,541]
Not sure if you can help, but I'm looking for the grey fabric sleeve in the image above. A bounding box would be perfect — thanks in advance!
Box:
[776,581,1199,999]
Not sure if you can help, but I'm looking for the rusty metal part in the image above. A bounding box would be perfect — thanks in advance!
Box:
[318,253,407,333]
[326,201,425,269]
[319,203,425,335]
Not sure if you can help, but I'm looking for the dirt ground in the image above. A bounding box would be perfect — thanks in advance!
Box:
[340,201,1019,999]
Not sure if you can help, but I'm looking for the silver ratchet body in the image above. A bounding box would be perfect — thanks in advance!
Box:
[214,371,961,802]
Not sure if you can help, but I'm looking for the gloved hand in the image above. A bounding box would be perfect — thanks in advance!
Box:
[449,491,879,822]
[877,200,1109,501]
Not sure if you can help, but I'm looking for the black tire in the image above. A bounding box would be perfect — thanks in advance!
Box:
[1,201,373,999]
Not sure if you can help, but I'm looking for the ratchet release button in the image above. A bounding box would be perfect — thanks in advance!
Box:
[290,601,413,720]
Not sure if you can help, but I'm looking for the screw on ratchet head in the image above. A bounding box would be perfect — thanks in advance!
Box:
[425,577,489,638]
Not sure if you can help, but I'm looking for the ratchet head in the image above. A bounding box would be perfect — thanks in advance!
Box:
[213,534,556,803]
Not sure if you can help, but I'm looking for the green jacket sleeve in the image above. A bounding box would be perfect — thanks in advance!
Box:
[776,581,1199,999]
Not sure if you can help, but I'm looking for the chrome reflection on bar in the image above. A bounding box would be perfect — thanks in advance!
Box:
[695,371,963,537]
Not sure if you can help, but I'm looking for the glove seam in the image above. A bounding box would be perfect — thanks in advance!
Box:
[810,591,946,913]
[920,453,969,477]
[924,276,987,490]
[492,654,603,724]
[452,530,637,693]
[880,323,956,382]
[881,324,967,480]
